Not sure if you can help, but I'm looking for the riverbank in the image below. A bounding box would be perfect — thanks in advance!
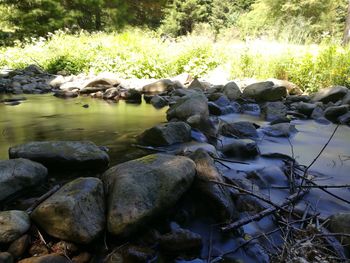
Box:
[1,67,350,262]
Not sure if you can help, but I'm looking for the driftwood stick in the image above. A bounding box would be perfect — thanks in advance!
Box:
[26,185,60,215]
[271,184,350,189]
[209,180,289,213]
[221,190,309,232]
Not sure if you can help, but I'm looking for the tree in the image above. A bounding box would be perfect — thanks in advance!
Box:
[343,0,350,45]
[160,0,211,37]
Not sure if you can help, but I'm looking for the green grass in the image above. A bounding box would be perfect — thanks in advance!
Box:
[1,28,350,93]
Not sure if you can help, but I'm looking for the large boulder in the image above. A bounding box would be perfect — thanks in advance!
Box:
[31,177,105,244]
[166,93,209,121]
[142,79,181,94]
[261,101,287,121]
[138,122,191,146]
[9,141,109,171]
[222,81,242,100]
[0,211,31,244]
[220,121,258,139]
[189,149,238,221]
[312,86,348,104]
[327,213,350,248]
[102,154,196,236]
[243,81,287,102]
[0,159,47,202]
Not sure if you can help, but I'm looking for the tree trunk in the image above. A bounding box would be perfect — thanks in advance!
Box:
[343,0,350,45]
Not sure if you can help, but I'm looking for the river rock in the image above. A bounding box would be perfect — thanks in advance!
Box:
[150,95,168,108]
[221,121,258,138]
[296,102,317,117]
[142,79,179,94]
[166,93,209,121]
[138,122,191,146]
[222,81,242,100]
[9,141,109,171]
[188,78,207,90]
[261,101,287,121]
[159,228,202,254]
[7,234,30,259]
[312,86,348,104]
[53,90,78,98]
[18,254,70,263]
[0,211,31,244]
[103,87,120,100]
[123,89,142,103]
[268,78,303,95]
[338,112,350,125]
[324,105,349,122]
[243,81,287,101]
[221,138,259,158]
[31,177,105,244]
[208,101,235,115]
[0,252,13,263]
[102,154,196,236]
[342,92,350,105]
[0,159,47,202]
[123,245,155,262]
[263,123,298,137]
[81,74,120,90]
[189,149,238,221]
[327,213,350,247]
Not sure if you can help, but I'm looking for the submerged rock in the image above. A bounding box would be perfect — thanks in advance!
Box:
[189,149,238,221]
[102,154,196,236]
[0,159,47,202]
[0,211,31,244]
[138,121,192,146]
[261,101,287,121]
[9,141,109,171]
[263,123,298,137]
[221,121,258,139]
[312,86,348,104]
[220,138,259,158]
[159,228,202,254]
[243,81,287,102]
[53,90,78,99]
[31,177,105,244]
[166,93,209,121]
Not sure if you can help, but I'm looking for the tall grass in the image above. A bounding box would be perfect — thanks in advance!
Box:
[1,28,350,92]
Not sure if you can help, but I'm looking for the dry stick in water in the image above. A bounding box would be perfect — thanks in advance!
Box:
[26,185,61,215]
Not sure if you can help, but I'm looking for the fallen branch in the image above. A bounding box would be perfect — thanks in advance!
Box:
[221,189,309,232]
[26,185,60,215]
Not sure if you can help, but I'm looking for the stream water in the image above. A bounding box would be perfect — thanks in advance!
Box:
[1,94,350,262]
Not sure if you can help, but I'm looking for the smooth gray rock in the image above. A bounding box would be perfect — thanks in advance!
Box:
[189,149,238,221]
[138,121,191,146]
[9,141,109,171]
[221,121,258,138]
[222,81,242,100]
[263,123,298,137]
[31,177,105,244]
[312,86,348,103]
[150,95,168,109]
[18,254,70,263]
[166,93,209,121]
[324,105,349,122]
[102,154,196,236]
[0,159,47,202]
[159,228,202,253]
[338,112,350,125]
[296,102,317,116]
[243,81,287,101]
[220,138,259,158]
[261,101,287,121]
[142,79,180,94]
[0,211,31,244]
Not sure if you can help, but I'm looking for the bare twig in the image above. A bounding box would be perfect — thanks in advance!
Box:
[26,185,61,215]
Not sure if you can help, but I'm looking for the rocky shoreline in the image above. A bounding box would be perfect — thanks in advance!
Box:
[1,66,350,262]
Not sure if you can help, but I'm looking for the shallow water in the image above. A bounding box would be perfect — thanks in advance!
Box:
[0,94,167,164]
[1,94,350,262]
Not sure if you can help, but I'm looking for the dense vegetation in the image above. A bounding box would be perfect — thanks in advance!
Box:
[1,0,350,92]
